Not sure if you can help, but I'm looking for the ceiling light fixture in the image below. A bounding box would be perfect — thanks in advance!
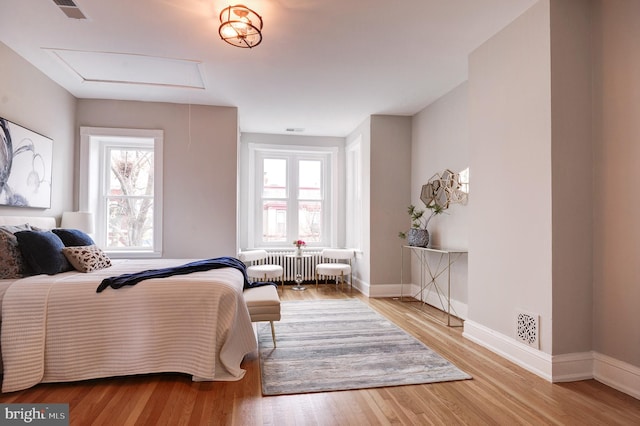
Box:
[218,5,263,49]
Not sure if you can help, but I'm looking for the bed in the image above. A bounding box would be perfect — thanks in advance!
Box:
[0,216,257,393]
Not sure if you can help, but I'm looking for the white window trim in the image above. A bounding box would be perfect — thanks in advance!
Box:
[346,136,363,251]
[248,143,338,248]
[80,127,163,258]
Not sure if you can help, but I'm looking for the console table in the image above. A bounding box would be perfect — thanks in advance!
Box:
[400,245,467,327]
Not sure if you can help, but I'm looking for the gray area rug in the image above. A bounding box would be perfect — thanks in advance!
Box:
[258,299,471,395]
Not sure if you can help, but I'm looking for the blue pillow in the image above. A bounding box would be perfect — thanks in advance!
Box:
[15,230,72,275]
[52,228,95,246]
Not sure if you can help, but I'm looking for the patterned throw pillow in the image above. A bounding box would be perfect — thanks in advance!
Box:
[0,224,31,279]
[62,245,112,273]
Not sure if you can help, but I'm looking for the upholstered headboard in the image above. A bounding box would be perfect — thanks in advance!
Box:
[0,216,57,230]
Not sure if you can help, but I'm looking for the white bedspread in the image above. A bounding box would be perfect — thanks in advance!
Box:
[1,259,257,393]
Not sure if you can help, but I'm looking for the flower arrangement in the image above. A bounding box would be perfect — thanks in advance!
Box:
[293,239,306,248]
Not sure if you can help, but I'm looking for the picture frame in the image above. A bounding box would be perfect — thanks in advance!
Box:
[0,117,53,208]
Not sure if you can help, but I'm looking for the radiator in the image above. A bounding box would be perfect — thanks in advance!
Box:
[265,249,323,282]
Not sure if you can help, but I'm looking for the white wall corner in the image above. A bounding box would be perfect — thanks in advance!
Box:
[463,320,553,381]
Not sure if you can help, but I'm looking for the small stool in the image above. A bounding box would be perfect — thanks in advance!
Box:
[243,285,281,347]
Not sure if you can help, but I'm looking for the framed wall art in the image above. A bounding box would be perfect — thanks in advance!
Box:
[0,117,53,208]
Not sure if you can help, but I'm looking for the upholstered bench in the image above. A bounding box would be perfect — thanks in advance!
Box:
[243,285,281,347]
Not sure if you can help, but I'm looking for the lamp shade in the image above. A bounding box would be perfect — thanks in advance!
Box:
[61,211,94,234]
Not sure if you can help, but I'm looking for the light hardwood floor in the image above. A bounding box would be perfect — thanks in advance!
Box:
[1,285,639,425]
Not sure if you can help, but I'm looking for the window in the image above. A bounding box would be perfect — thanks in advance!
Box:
[80,127,163,257]
[249,144,336,247]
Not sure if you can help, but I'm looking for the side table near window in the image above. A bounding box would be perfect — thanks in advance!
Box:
[400,245,467,327]
[286,254,311,291]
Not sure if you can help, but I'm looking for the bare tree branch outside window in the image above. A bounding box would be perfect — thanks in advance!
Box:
[107,148,154,248]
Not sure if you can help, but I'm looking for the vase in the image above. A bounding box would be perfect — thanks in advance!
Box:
[295,246,303,257]
[407,228,429,247]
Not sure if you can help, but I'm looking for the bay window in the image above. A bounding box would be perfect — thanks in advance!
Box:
[250,144,336,248]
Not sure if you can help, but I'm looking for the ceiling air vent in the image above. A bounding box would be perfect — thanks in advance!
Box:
[52,0,87,19]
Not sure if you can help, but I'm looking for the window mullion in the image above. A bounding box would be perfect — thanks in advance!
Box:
[288,155,298,243]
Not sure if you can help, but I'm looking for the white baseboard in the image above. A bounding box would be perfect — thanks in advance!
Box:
[350,277,369,296]
[463,320,553,380]
[464,320,640,400]
[367,283,400,298]
[593,352,640,400]
[551,352,593,382]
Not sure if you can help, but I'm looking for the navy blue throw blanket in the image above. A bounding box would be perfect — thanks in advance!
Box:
[96,256,277,293]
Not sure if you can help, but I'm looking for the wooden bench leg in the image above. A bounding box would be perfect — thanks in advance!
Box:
[270,321,277,348]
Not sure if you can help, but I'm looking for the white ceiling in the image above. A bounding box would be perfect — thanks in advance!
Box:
[0,0,536,137]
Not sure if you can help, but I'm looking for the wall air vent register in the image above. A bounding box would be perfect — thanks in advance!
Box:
[52,0,87,20]
[516,311,540,349]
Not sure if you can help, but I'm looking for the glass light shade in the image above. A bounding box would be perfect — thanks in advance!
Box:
[219,5,263,48]
[61,211,95,233]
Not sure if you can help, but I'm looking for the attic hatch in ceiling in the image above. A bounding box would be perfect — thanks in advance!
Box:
[44,49,205,89]
[52,0,87,20]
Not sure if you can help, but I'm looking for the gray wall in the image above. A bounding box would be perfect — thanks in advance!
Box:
[0,42,76,220]
[468,0,554,352]
[593,0,640,368]
[411,82,470,316]
[76,100,238,259]
[346,115,411,295]
[370,115,412,287]
[550,0,593,356]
